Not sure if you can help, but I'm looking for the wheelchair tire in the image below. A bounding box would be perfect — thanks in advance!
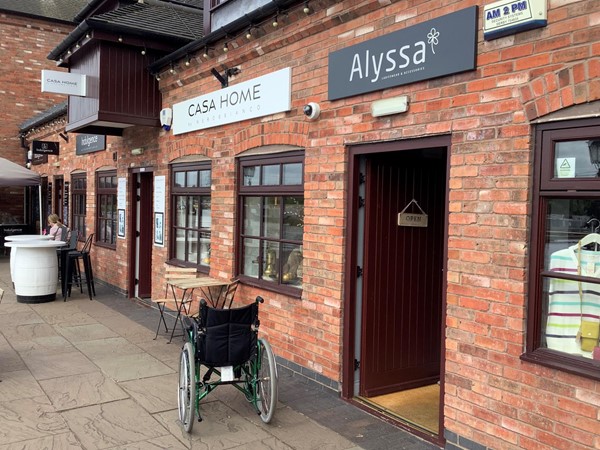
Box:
[178,342,196,433]
[257,338,278,423]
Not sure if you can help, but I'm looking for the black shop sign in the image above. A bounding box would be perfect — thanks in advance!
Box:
[32,140,59,155]
[328,6,478,101]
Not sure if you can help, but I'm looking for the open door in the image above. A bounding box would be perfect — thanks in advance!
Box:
[129,170,153,298]
[360,149,445,395]
[345,137,449,439]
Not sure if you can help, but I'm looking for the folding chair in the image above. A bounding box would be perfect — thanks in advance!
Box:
[220,279,239,308]
[151,266,198,340]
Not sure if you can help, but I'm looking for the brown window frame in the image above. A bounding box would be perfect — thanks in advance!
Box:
[95,170,117,249]
[523,117,600,380]
[237,151,304,297]
[169,161,212,271]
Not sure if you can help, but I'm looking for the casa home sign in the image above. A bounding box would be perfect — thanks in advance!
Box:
[328,7,478,101]
[172,68,291,135]
[41,70,87,97]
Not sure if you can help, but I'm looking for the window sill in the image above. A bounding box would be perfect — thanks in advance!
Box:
[94,242,115,251]
[520,348,600,381]
[238,275,302,299]
[166,259,209,274]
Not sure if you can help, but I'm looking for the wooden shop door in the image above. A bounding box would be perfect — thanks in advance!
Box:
[360,148,445,397]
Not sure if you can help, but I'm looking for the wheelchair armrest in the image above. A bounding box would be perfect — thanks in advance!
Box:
[181,315,201,342]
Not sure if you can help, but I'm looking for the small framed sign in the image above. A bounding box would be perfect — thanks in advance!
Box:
[118,209,125,238]
[154,212,164,245]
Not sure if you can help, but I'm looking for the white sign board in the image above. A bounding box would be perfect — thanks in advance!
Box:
[41,70,87,96]
[117,178,127,239]
[172,67,292,135]
[153,176,166,247]
[483,0,547,41]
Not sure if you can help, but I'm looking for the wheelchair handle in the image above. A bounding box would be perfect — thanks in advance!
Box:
[255,296,264,304]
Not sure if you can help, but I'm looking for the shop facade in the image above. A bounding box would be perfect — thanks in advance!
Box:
[21,0,600,448]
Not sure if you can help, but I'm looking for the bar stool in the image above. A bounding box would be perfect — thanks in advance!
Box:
[63,233,95,301]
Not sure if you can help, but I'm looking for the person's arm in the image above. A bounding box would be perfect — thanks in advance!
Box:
[48,225,59,240]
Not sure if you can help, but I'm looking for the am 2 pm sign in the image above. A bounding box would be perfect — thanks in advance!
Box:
[328,7,478,101]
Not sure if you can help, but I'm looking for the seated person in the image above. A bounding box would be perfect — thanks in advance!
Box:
[46,214,69,242]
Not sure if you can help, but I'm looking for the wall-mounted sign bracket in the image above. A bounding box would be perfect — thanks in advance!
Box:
[210,65,241,88]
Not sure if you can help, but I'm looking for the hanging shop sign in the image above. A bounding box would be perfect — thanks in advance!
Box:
[398,199,428,228]
[32,153,48,165]
[32,140,59,155]
[483,0,547,41]
[76,134,106,155]
[172,67,292,135]
[328,6,478,101]
[41,70,87,97]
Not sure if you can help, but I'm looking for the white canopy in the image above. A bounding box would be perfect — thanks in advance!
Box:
[0,157,42,232]
[0,157,41,187]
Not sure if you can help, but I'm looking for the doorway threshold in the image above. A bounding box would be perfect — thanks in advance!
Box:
[356,389,439,436]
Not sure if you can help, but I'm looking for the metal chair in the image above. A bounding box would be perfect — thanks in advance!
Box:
[63,233,95,301]
[150,266,198,340]
[57,229,79,282]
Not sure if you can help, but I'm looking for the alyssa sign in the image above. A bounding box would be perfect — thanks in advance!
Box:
[328,7,478,101]
[41,70,87,97]
[172,68,291,135]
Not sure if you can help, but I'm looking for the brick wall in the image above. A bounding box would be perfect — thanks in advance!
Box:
[24,0,600,448]
[0,12,71,162]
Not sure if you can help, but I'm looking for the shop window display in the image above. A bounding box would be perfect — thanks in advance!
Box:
[526,119,600,379]
[239,151,304,293]
[170,162,211,269]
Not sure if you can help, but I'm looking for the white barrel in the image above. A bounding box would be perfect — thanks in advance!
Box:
[5,235,54,283]
[6,241,64,303]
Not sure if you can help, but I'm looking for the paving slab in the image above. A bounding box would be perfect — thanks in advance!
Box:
[0,256,439,450]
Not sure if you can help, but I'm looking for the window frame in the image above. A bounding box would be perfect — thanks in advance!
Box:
[237,151,305,297]
[95,170,117,249]
[71,173,87,242]
[523,117,600,380]
[168,161,212,272]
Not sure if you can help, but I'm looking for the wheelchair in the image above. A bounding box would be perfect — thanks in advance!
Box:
[178,296,278,433]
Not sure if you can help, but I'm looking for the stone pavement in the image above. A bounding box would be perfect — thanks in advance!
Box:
[0,256,439,449]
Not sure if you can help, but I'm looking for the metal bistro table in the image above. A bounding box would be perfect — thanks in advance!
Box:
[5,239,66,303]
[166,277,230,343]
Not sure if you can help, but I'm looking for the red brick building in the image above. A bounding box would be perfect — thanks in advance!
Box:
[21,0,600,448]
[0,1,86,245]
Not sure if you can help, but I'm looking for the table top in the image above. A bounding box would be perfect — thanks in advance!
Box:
[5,240,66,248]
[5,234,54,241]
[168,277,230,290]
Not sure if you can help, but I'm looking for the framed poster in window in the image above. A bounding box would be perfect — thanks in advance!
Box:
[118,209,125,238]
[154,212,164,246]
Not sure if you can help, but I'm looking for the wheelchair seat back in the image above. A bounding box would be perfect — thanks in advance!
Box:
[196,302,259,367]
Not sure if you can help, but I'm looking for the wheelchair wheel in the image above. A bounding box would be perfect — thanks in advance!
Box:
[178,342,196,433]
[257,338,278,423]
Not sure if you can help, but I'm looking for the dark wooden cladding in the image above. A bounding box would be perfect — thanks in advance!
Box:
[66,41,160,135]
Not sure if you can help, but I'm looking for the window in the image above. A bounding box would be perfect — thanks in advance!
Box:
[170,162,211,269]
[71,173,86,240]
[238,151,304,295]
[96,171,117,248]
[525,118,600,380]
